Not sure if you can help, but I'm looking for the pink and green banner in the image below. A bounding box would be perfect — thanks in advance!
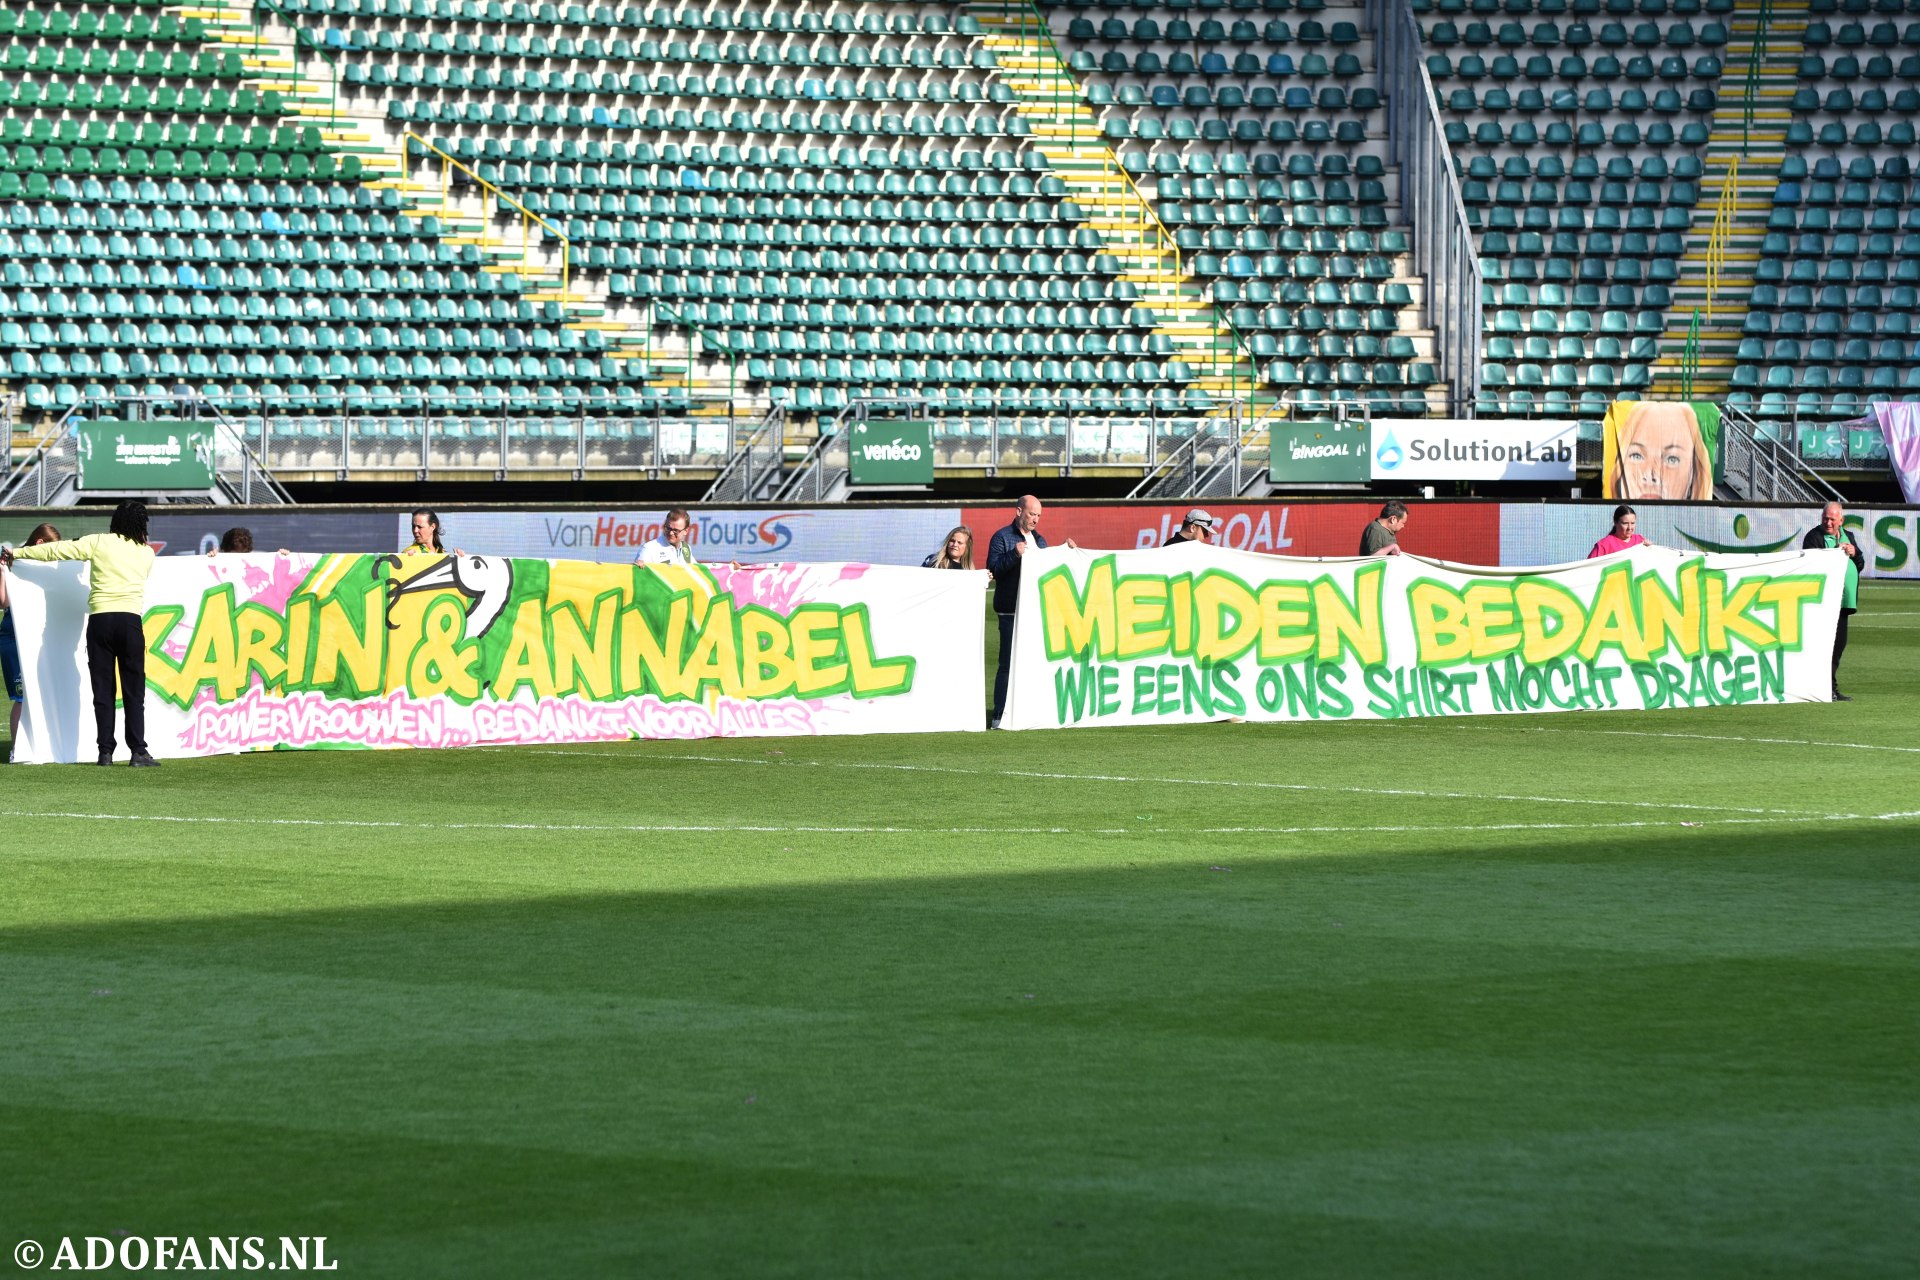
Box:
[5,553,986,763]
[1000,542,1850,730]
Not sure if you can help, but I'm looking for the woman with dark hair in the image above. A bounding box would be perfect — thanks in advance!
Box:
[1,502,159,766]
[218,527,253,554]
[1588,505,1649,558]
[403,509,463,556]
[1,522,62,751]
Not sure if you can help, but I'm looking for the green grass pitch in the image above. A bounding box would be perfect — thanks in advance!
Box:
[2,587,1915,1277]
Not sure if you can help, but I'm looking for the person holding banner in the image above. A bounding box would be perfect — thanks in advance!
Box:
[1359,501,1408,556]
[1588,506,1648,558]
[639,508,699,566]
[987,496,1075,729]
[1,502,159,767]
[922,526,975,569]
[1162,509,1216,547]
[403,510,465,558]
[0,522,61,752]
[1802,502,1864,702]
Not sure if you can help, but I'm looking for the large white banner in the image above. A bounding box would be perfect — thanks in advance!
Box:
[1001,542,1847,731]
[5,553,986,763]
[1372,419,1578,481]
[1501,503,1920,579]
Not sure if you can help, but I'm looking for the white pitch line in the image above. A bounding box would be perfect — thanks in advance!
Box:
[511,749,1818,818]
[1531,728,1920,754]
[0,808,1105,836]
[1,806,1914,839]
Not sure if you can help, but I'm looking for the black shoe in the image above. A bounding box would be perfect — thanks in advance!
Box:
[1832,689,1853,703]
[129,753,160,768]
[96,752,114,766]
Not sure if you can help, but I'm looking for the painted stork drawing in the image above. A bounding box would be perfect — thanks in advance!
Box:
[376,553,514,641]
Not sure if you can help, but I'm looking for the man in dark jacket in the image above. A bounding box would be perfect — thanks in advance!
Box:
[986,495,1075,728]
[1802,501,1865,701]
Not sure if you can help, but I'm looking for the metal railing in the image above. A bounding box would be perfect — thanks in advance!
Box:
[239,409,737,478]
[1681,310,1702,399]
[1130,398,1370,500]
[702,404,786,503]
[1,392,293,507]
[402,132,571,295]
[770,424,849,503]
[1370,0,1485,417]
[1704,156,1738,319]
[988,0,1091,148]
[1719,402,1844,503]
[1741,0,1775,154]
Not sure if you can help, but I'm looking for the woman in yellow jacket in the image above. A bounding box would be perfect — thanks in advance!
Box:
[1,500,159,767]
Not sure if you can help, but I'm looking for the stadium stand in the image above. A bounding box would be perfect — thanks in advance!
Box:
[0,0,1914,495]
[0,0,1461,484]
[1422,0,1920,461]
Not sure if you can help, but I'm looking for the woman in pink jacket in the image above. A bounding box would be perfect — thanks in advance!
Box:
[1588,505,1649,558]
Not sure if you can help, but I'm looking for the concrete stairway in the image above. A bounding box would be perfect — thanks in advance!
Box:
[966,0,1273,411]
[1649,0,1801,397]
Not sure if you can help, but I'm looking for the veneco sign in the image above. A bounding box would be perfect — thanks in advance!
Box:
[1371,419,1578,482]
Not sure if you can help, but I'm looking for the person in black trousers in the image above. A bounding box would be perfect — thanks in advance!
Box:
[3,500,160,765]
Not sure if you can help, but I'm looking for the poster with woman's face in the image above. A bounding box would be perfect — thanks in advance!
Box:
[1601,400,1721,501]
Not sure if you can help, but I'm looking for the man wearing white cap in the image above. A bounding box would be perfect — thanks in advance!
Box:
[1162,509,1216,547]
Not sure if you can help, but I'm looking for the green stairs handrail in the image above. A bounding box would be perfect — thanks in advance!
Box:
[1681,309,1701,399]
[1741,0,1773,154]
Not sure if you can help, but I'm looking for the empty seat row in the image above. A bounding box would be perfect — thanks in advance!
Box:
[325,30,990,72]
[1735,366,1920,391]
[1426,18,1724,46]
[1067,16,1361,41]
[0,11,205,39]
[1739,337,1920,362]
[0,318,604,354]
[2,47,243,77]
[1105,81,1376,109]
[288,0,978,36]
[1442,79,1720,112]
[1742,310,1914,337]
[1426,50,1720,75]
[5,177,405,214]
[1222,279,1417,308]
[1109,116,1374,145]
[0,150,364,185]
[1796,52,1920,77]
[1487,334,1656,358]
[1414,0,1734,13]
[1444,119,1713,148]
[1482,361,1651,386]
[1804,20,1920,45]
[1085,49,1368,76]
[0,81,285,113]
[1751,283,1920,311]
[1,120,323,152]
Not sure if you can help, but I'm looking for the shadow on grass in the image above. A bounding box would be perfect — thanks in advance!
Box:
[2,822,1917,1279]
